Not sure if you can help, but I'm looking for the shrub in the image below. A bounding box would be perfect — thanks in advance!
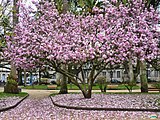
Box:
[4,75,19,94]
[56,79,61,86]
[153,82,160,89]
[123,81,136,93]
[39,78,49,85]
[96,76,107,92]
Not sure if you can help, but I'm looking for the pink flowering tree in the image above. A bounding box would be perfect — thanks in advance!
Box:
[109,0,159,92]
[4,1,159,98]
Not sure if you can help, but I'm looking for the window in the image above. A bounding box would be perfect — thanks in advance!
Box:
[117,71,121,78]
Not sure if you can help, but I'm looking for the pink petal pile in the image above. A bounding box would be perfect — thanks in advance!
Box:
[0,94,160,119]
[0,97,21,109]
[52,94,160,109]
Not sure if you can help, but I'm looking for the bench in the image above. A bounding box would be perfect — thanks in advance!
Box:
[107,85,118,90]
[148,87,160,92]
[47,85,57,90]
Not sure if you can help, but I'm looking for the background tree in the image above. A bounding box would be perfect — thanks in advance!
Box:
[110,0,160,93]
[9,0,19,81]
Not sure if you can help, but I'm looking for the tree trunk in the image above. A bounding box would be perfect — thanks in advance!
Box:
[24,70,26,86]
[18,69,23,85]
[10,63,17,80]
[57,0,69,94]
[30,72,33,85]
[9,0,19,81]
[39,70,41,84]
[13,0,19,27]
[59,71,68,94]
[82,89,92,98]
[82,67,95,98]
[128,59,134,83]
[140,61,148,92]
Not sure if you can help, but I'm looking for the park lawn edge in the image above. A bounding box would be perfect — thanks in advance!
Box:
[0,93,29,112]
[49,93,160,112]
[0,92,28,98]
[21,84,140,90]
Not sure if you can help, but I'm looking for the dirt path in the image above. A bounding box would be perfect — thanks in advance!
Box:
[0,87,57,99]
[22,89,58,99]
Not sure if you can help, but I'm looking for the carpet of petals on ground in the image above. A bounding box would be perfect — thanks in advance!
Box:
[0,97,21,109]
[0,94,160,120]
[52,94,160,109]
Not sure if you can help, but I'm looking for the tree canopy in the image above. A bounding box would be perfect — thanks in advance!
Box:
[4,0,160,98]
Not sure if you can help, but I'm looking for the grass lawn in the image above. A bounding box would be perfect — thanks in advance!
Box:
[22,84,140,90]
[21,85,48,90]
[0,92,28,98]
[115,84,140,90]
[60,84,140,90]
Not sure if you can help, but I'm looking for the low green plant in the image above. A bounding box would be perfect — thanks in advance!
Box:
[97,76,107,92]
[39,78,49,85]
[4,75,19,94]
[56,79,61,86]
[123,81,137,93]
[153,82,160,89]
[152,82,160,93]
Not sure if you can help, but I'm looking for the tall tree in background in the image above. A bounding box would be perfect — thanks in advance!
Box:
[0,0,14,75]
[110,0,160,93]
[10,0,19,80]
[147,0,160,71]
[140,0,159,92]
[1,0,20,93]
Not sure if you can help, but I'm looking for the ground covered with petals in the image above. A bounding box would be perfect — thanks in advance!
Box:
[0,97,22,109]
[52,94,160,109]
[0,94,160,120]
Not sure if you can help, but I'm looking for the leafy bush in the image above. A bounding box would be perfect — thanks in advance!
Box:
[153,82,160,89]
[56,79,61,86]
[4,75,19,94]
[39,78,50,85]
[96,76,107,92]
[123,81,136,93]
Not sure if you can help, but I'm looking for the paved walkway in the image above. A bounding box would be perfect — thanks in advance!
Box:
[0,87,56,99]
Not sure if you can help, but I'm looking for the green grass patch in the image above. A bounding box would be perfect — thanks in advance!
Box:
[112,84,140,90]
[65,84,140,90]
[22,85,48,90]
[0,92,28,98]
[21,84,140,90]
[49,93,58,96]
